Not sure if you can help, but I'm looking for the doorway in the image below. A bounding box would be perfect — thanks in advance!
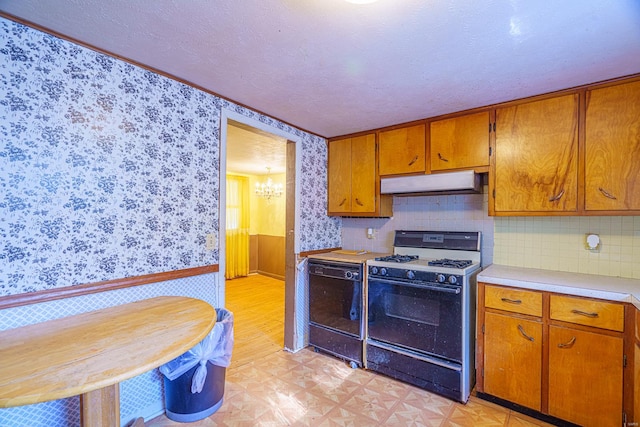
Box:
[219,109,300,353]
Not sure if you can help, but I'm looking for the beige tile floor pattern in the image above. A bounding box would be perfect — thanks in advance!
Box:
[146,275,556,427]
[148,348,556,427]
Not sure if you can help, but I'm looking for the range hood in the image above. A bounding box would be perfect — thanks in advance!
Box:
[380,170,482,196]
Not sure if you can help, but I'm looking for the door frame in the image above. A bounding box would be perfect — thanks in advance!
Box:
[219,108,302,351]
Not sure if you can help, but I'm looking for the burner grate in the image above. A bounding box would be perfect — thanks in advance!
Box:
[427,258,473,269]
[374,255,419,263]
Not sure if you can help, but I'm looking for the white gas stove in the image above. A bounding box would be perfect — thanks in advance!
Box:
[365,230,482,403]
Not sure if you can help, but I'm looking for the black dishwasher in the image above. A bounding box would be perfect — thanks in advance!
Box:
[308,260,363,367]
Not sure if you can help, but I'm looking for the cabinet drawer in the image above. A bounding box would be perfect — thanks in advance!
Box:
[485,285,542,317]
[550,295,624,332]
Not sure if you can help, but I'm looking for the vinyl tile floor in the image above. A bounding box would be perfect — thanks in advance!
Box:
[146,275,555,427]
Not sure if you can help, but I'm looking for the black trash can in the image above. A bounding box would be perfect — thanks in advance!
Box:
[160,308,234,423]
[164,362,226,422]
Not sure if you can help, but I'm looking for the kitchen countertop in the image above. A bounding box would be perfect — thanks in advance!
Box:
[307,250,391,264]
[478,264,640,309]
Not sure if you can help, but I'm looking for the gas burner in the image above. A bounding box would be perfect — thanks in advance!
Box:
[427,258,473,269]
[374,255,419,263]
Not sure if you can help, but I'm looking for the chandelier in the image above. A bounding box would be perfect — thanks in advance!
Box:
[255,167,283,200]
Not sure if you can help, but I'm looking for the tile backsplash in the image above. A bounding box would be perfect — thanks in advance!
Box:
[494,216,640,279]
[341,188,640,280]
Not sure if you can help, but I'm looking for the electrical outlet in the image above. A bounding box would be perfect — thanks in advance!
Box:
[205,233,217,250]
[585,233,600,251]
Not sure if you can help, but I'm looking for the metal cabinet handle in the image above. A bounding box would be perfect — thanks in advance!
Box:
[598,187,617,200]
[501,297,522,304]
[557,336,576,348]
[408,155,419,166]
[338,198,347,207]
[355,198,364,207]
[437,153,449,162]
[548,189,565,202]
[517,325,534,342]
[571,309,599,318]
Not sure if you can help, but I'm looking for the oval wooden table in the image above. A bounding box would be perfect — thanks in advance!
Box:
[0,296,216,426]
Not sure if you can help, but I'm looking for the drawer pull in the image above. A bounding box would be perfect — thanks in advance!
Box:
[548,189,565,202]
[437,153,449,162]
[571,309,599,318]
[517,325,534,342]
[501,297,522,304]
[557,336,576,348]
[338,198,347,207]
[355,198,364,207]
[408,155,419,166]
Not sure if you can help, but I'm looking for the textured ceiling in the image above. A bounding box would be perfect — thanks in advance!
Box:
[2,0,640,141]
[226,122,287,175]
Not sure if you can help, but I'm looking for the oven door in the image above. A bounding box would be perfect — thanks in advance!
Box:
[367,277,462,362]
[308,270,362,338]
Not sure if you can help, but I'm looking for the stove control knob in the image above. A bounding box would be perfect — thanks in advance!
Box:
[436,274,446,283]
[345,271,354,280]
[448,275,458,284]
[380,268,387,276]
[370,266,379,275]
[406,270,415,280]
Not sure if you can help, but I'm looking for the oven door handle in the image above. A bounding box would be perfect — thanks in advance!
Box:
[368,278,461,294]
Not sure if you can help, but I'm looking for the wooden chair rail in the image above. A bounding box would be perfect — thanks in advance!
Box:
[0,265,218,310]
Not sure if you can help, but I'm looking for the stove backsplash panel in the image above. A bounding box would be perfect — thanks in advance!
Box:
[341,189,494,267]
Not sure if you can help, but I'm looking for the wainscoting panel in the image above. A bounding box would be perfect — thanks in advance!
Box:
[257,235,285,279]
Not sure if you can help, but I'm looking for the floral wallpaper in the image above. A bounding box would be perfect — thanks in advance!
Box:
[0,17,340,297]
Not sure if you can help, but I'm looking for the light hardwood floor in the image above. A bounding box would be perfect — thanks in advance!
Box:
[224,274,285,368]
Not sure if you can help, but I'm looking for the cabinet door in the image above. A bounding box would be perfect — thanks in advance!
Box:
[635,307,640,423]
[378,124,426,175]
[430,111,490,171]
[327,138,352,213]
[484,312,542,410]
[350,134,376,213]
[585,80,640,211]
[548,326,623,427]
[636,339,640,424]
[494,94,579,213]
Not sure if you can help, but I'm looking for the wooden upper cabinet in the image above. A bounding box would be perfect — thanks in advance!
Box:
[327,134,392,217]
[430,111,490,171]
[585,80,640,211]
[350,134,376,213]
[327,137,353,213]
[493,94,579,214]
[378,124,426,176]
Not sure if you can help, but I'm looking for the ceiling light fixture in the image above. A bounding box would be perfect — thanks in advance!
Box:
[255,167,283,201]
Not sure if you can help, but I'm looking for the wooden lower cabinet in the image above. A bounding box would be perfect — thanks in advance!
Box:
[548,326,623,427]
[635,340,640,422]
[635,307,640,422]
[478,283,630,426]
[483,312,542,410]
